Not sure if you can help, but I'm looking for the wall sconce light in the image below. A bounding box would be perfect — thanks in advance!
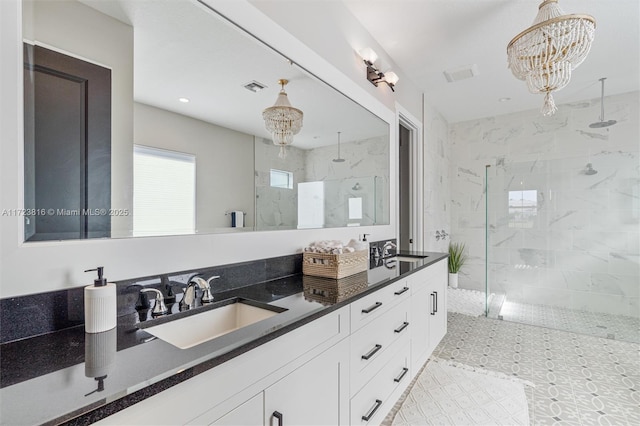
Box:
[359,48,399,92]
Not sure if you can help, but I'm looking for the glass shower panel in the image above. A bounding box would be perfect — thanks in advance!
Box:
[485,155,639,343]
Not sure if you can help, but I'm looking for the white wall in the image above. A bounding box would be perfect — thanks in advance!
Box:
[450,91,640,318]
[0,0,397,298]
[134,103,255,233]
[422,99,451,253]
[248,0,423,122]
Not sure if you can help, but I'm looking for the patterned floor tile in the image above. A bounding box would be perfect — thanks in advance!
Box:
[425,313,640,426]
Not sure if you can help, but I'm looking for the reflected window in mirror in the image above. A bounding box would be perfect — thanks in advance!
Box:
[133,145,195,237]
[270,169,293,189]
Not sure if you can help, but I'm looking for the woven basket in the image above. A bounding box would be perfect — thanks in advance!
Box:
[303,271,369,305]
[302,250,368,279]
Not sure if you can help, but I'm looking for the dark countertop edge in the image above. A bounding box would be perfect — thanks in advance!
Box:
[52,251,448,425]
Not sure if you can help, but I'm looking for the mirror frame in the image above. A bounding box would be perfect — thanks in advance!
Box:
[0,0,397,297]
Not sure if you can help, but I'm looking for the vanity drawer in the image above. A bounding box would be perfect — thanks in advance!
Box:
[350,278,410,331]
[350,340,411,425]
[350,298,410,392]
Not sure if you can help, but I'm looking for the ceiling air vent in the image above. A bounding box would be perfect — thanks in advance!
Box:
[243,80,267,92]
[443,64,479,83]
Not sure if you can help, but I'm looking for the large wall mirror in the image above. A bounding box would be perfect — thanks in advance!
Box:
[21,0,390,242]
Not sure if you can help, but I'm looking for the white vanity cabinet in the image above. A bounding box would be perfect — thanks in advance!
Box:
[95,258,448,426]
[410,259,448,372]
[210,338,349,426]
[263,338,349,426]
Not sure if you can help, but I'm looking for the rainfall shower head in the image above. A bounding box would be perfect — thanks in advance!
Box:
[332,131,345,163]
[588,78,617,128]
[584,163,598,175]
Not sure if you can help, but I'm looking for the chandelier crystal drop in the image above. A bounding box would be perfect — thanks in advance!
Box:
[262,79,303,159]
[507,0,595,116]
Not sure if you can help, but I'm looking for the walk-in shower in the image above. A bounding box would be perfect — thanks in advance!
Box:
[484,155,639,343]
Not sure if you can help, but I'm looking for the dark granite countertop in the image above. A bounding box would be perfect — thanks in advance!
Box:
[0,251,447,425]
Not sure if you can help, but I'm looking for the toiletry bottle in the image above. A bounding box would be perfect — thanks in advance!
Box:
[84,267,117,333]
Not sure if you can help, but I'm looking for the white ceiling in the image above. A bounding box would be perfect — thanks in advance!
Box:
[82,0,388,149]
[343,0,640,123]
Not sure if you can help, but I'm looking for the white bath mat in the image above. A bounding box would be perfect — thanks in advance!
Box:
[391,358,532,426]
[447,287,493,317]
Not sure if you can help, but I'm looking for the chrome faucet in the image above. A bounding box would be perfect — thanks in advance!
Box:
[180,274,202,310]
[140,288,169,316]
[382,241,397,258]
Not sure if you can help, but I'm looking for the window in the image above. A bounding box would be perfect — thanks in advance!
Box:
[270,169,293,189]
[133,145,196,236]
[508,190,537,229]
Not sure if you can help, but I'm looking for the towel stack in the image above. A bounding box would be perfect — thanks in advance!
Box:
[304,239,366,255]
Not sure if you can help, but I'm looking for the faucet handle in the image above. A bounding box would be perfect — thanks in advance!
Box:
[140,288,169,316]
[199,276,219,304]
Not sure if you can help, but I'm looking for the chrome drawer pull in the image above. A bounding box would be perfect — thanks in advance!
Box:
[361,344,382,360]
[394,321,409,333]
[394,286,409,295]
[361,399,383,421]
[430,293,436,315]
[394,367,409,383]
[362,301,382,314]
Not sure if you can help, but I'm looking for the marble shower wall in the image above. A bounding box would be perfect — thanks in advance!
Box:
[255,138,306,230]
[304,135,390,227]
[450,91,639,318]
[255,135,389,230]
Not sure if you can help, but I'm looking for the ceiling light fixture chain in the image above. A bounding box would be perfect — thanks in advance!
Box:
[507,0,596,116]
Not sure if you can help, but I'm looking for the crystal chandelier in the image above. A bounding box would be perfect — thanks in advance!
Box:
[262,79,303,159]
[507,0,596,116]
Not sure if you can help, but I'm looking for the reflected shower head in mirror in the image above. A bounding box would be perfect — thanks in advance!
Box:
[589,78,617,128]
[333,131,345,162]
[584,163,598,175]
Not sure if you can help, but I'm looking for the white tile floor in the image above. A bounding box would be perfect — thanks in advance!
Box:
[432,313,640,425]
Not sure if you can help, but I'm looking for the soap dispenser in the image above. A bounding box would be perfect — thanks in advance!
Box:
[84,267,117,333]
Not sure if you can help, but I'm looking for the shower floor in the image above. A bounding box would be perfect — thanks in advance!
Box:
[498,299,640,344]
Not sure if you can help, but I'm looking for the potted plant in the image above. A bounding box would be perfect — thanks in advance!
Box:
[448,242,467,288]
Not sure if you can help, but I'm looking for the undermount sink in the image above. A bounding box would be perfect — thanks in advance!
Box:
[142,299,286,350]
[390,255,428,263]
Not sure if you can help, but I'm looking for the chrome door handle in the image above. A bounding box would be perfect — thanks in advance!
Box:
[362,301,382,314]
[394,287,409,295]
[394,321,409,333]
[361,399,383,421]
[394,367,409,383]
[361,344,382,360]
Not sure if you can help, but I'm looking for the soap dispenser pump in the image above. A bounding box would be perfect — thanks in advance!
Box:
[84,267,117,333]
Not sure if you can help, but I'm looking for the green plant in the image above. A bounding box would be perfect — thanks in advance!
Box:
[448,242,467,274]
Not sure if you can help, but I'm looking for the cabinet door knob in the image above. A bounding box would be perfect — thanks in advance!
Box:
[272,411,283,426]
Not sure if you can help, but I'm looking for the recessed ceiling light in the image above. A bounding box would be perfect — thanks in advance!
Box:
[499,97,511,102]
[178,97,190,103]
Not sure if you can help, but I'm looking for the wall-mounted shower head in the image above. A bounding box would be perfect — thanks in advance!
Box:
[588,78,617,128]
[584,163,598,175]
